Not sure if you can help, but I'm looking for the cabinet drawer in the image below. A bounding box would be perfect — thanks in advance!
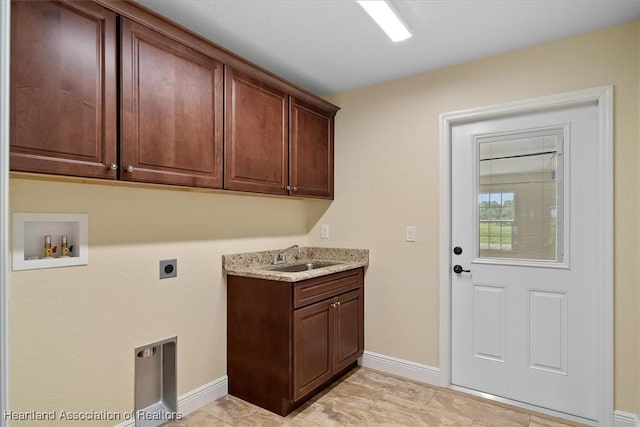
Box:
[294,269,362,309]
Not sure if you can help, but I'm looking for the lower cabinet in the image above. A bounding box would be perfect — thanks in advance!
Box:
[227,268,364,416]
[293,288,362,401]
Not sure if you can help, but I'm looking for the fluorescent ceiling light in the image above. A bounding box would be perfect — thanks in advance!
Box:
[357,0,412,42]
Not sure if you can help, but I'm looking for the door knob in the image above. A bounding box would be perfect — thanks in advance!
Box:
[453,265,471,274]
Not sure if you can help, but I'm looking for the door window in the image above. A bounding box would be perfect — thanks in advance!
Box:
[477,129,564,263]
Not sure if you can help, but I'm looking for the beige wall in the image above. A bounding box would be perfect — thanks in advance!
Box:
[9,178,313,425]
[311,21,640,413]
[8,20,640,424]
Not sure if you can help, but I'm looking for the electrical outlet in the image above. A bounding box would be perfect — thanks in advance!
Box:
[321,224,330,239]
[160,259,177,279]
[406,226,416,242]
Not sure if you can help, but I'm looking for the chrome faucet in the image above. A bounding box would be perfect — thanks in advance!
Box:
[272,244,300,265]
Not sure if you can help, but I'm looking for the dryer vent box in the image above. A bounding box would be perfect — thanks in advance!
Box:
[134,337,177,427]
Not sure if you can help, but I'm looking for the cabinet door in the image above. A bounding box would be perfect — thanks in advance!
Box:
[334,289,364,372]
[293,299,333,401]
[290,97,335,199]
[120,18,224,188]
[10,0,117,179]
[225,68,288,195]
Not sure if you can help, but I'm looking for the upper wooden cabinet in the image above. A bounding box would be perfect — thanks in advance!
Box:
[120,18,224,188]
[224,71,337,199]
[10,0,117,179]
[10,0,338,198]
[224,67,289,195]
[290,97,335,199]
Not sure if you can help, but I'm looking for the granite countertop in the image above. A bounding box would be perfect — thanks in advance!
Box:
[222,247,369,282]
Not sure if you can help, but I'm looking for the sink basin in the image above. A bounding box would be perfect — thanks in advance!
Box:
[269,261,340,273]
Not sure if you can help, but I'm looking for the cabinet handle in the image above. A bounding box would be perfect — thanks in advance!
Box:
[286,185,291,191]
[126,165,135,173]
[107,163,118,171]
[335,301,341,306]
[293,186,298,191]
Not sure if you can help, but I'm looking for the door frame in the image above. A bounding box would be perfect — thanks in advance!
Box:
[0,1,10,426]
[438,86,613,425]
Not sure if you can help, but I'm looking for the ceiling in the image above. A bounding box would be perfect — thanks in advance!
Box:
[133,0,640,96]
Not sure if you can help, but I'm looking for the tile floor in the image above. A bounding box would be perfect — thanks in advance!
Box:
[170,367,584,427]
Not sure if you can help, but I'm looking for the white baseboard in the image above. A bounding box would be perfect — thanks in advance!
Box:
[114,376,228,427]
[178,375,228,416]
[358,350,440,387]
[614,411,639,427]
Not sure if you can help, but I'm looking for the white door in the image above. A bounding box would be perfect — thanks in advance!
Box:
[451,101,601,421]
